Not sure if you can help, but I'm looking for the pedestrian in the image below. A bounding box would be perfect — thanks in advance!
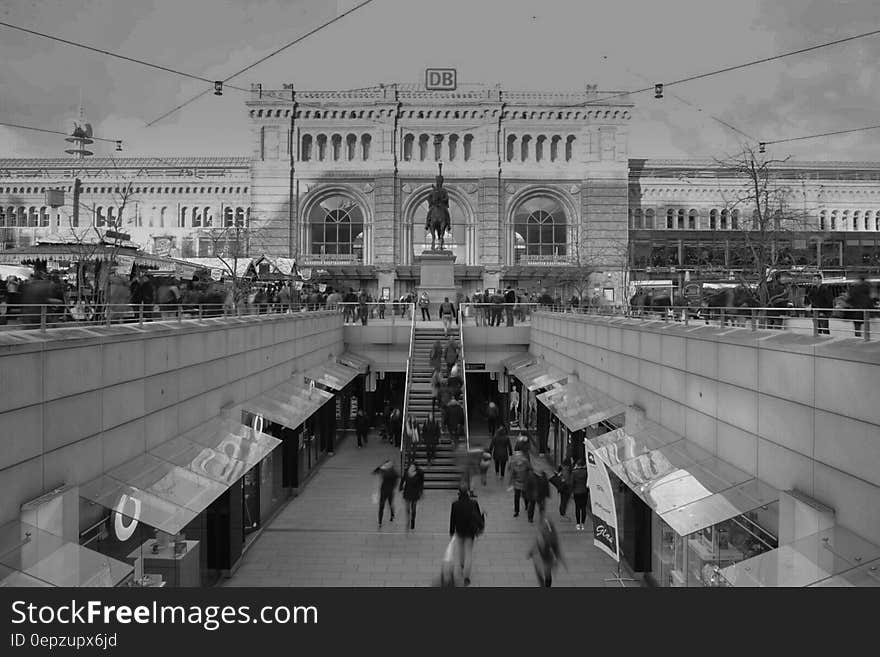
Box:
[377,294,386,319]
[805,275,833,336]
[389,407,402,447]
[430,368,444,415]
[440,296,456,336]
[449,485,484,586]
[571,457,590,531]
[508,447,532,518]
[423,414,439,465]
[527,517,566,587]
[489,427,513,479]
[403,414,420,462]
[278,282,291,313]
[479,450,492,486]
[358,291,369,326]
[504,285,516,326]
[445,398,464,448]
[372,459,400,528]
[486,401,499,437]
[382,401,392,443]
[355,408,370,448]
[444,338,459,376]
[846,275,874,338]
[399,462,425,531]
[550,459,573,521]
[419,291,431,321]
[529,470,551,522]
[429,339,444,372]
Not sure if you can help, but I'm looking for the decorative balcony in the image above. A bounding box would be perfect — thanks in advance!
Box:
[517,254,575,265]
[299,253,363,265]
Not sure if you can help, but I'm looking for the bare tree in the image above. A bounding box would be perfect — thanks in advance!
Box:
[715,145,813,306]
[548,229,629,306]
[201,216,270,311]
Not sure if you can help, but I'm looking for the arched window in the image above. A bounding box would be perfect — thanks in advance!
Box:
[645,208,655,229]
[875,210,880,231]
[513,195,568,261]
[204,206,213,227]
[841,210,849,231]
[463,134,473,161]
[95,206,106,227]
[677,209,685,229]
[301,135,312,161]
[0,207,5,227]
[27,207,38,227]
[819,210,826,231]
[666,208,674,229]
[235,207,246,226]
[179,206,187,228]
[108,207,118,227]
[536,135,546,162]
[39,207,50,227]
[346,134,357,161]
[224,207,234,227]
[720,209,729,230]
[361,134,371,160]
[434,135,443,161]
[419,134,429,161]
[565,135,575,161]
[710,209,718,230]
[853,211,861,231]
[448,134,458,161]
[550,135,561,162]
[506,135,516,162]
[520,135,532,162]
[866,210,874,231]
[331,134,342,161]
[688,209,698,230]
[830,210,837,230]
[731,209,739,230]
[192,207,201,228]
[316,134,327,160]
[634,208,643,229]
[403,134,414,161]
[308,195,364,260]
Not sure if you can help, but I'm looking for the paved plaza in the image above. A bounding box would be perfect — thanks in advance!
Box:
[225,433,638,588]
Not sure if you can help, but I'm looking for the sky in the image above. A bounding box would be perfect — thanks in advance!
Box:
[1,0,879,161]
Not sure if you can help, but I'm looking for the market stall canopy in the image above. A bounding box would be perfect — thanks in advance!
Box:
[337,352,373,374]
[537,381,627,432]
[303,360,359,391]
[0,520,132,587]
[512,361,568,391]
[80,419,281,536]
[0,264,34,280]
[720,526,880,587]
[587,422,780,537]
[242,380,333,433]
[501,352,535,373]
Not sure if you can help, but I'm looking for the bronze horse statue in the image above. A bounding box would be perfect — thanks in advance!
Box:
[425,171,451,251]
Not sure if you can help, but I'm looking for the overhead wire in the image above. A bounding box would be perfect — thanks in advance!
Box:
[0,120,120,144]
[762,123,880,147]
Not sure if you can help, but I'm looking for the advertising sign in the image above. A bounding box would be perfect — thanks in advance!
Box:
[425,68,457,90]
[586,448,620,562]
[115,255,135,276]
[210,268,223,281]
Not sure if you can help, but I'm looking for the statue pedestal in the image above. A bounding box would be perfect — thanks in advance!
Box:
[415,251,458,318]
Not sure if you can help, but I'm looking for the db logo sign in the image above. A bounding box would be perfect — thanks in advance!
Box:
[425,68,457,91]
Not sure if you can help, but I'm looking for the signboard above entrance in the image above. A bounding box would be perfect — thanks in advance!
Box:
[425,68,457,91]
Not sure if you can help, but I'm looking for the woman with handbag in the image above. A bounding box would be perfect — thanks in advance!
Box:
[399,462,425,531]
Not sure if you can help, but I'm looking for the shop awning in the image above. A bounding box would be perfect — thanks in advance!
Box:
[337,352,373,374]
[501,352,535,373]
[241,380,334,433]
[720,526,880,587]
[0,520,133,587]
[303,361,359,391]
[512,362,568,391]
[80,419,281,536]
[537,381,627,432]
[587,422,779,537]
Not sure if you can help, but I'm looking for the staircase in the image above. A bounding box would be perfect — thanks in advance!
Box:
[406,327,461,490]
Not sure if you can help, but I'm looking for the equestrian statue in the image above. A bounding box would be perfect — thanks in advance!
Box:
[425,164,451,252]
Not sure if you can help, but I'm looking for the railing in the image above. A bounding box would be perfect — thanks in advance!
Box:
[0,301,333,333]
[457,308,470,453]
[399,302,416,470]
[543,305,879,342]
[337,301,412,326]
[459,302,539,327]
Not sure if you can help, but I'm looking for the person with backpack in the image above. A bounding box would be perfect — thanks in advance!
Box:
[489,426,513,479]
[439,296,456,336]
[399,462,425,531]
[372,460,400,528]
[508,447,532,518]
[550,459,573,521]
[449,485,484,586]
[571,457,590,531]
[528,517,566,587]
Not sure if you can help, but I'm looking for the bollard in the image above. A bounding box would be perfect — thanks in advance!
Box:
[40,305,47,333]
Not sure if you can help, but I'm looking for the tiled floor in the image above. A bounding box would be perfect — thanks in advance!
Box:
[224,433,641,588]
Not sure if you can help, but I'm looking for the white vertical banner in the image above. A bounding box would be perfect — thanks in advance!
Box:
[586,447,620,562]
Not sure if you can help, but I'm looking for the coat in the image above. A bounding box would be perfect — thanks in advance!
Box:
[373,464,400,494]
[489,433,513,461]
[399,469,425,501]
[355,413,370,434]
[570,465,589,495]
[445,402,464,430]
[509,452,531,490]
[450,494,481,538]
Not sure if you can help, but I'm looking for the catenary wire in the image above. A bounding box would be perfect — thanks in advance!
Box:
[0,120,120,144]
[762,123,880,146]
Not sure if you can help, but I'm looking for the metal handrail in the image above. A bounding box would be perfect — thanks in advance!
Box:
[457,308,470,454]
[399,302,416,469]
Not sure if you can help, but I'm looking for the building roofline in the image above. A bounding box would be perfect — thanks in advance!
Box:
[0,156,251,169]
[629,157,880,171]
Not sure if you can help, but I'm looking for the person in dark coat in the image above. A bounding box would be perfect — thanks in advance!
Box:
[486,401,499,437]
[571,458,590,531]
[489,427,513,479]
[445,398,465,448]
[524,470,550,523]
[846,275,875,338]
[389,408,402,447]
[805,275,834,335]
[423,415,439,465]
[528,517,566,587]
[354,408,370,448]
[444,339,459,375]
[449,486,482,586]
[372,460,399,528]
[550,459,573,520]
[399,463,425,530]
[429,340,444,372]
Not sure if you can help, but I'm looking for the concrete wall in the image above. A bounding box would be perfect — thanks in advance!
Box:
[530,312,880,545]
[0,311,344,525]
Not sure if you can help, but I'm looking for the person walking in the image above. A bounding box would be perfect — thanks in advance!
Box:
[355,408,370,448]
[571,458,590,531]
[423,414,439,465]
[372,460,400,528]
[489,427,513,479]
[486,401,499,437]
[449,485,484,586]
[444,338,459,377]
[550,459,573,521]
[805,275,834,336]
[846,275,874,338]
[403,414,420,463]
[504,285,516,326]
[479,449,492,486]
[527,517,566,587]
[389,407,402,447]
[430,367,444,416]
[399,462,425,531]
[440,296,456,336]
[419,291,431,321]
[429,339,444,372]
[530,471,551,522]
[508,447,532,518]
[357,291,369,326]
[445,398,464,448]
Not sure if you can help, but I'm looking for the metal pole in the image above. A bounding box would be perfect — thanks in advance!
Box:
[750,308,757,332]
[812,309,818,337]
[40,305,47,333]
[139,303,144,327]
[864,310,871,342]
